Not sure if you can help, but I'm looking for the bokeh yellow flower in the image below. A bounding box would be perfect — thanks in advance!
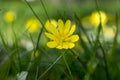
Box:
[102,25,116,40]
[25,18,41,33]
[31,50,40,58]
[45,19,79,49]
[90,11,108,27]
[3,11,16,23]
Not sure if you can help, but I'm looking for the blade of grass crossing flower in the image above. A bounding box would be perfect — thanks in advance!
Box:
[24,1,45,76]
[35,0,50,50]
[36,27,44,50]
[24,0,45,50]
[74,9,99,80]
[27,33,36,71]
[24,0,44,26]
[74,13,93,48]
[84,0,102,79]
[74,13,93,58]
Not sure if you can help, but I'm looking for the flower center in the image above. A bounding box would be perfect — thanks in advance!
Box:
[56,34,68,46]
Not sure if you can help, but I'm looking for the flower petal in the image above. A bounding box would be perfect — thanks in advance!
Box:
[56,42,75,49]
[68,24,76,36]
[56,46,63,49]
[58,19,64,34]
[51,19,57,27]
[62,42,69,49]
[68,43,75,49]
[65,35,79,42]
[47,41,57,48]
[45,20,59,35]
[45,32,57,40]
[64,20,71,35]
[45,20,51,28]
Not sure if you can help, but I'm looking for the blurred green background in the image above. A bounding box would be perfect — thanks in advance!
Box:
[0,0,120,80]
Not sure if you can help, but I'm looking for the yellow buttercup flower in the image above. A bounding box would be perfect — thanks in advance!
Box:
[3,11,16,23]
[90,11,108,27]
[50,19,57,27]
[45,19,79,49]
[26,18,41,33]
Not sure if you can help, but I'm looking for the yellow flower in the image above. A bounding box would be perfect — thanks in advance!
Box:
[26,18,41,33]
[102,25,116,40]
[3,11,16,23]
[90,11,108,27]
[45,19,79,49]
[50,19,57,27]
[31,50,40,58]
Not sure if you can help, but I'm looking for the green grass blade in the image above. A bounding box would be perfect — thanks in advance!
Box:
[111,13,119,56]
[0,31,8,50]
[38,50,66,80]
[39,0,50,21]
[99,41,111,80]
[84,0,102,80]
[62,52,73,80]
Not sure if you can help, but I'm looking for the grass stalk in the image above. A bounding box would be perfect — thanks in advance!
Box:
[62,52,73,80]
[70,49,86,72]
[11,22,21,72]
[38,50,66,80]
[99,41,111,80]
[24,0,45,72]
[111,13,119,56]
[39,0,50,21]
[83,0,103,79]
